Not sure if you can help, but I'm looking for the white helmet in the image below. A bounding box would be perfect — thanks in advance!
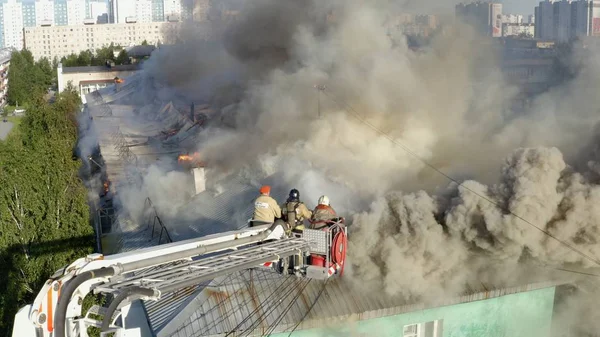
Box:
[318,195,330,206]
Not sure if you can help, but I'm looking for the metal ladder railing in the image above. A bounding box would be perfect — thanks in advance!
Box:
[93,238,310,296]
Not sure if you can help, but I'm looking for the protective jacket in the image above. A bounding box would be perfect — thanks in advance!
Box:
[312,204,336,222]
[253,195,282,223]
[282,201,313,223]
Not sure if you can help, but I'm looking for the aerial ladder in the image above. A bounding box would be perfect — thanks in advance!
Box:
[12,220,348,337]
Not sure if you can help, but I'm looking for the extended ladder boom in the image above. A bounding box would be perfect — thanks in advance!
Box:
[13,219,348,337]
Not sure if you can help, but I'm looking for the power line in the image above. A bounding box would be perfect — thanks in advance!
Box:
[286,278,329,337]
[320,89,600,268]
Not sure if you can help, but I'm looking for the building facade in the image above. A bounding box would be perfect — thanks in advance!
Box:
[57,63,141,99]
[35,0,55,26]
[24,21,176,60]
[535,1,554,39]
[455,2,503,37]
[0,48,11,107]
[553,0,572,42]
[66,0,86,26]
[535,0,600,41]
[3,0,23,50]
[503,23,535,37]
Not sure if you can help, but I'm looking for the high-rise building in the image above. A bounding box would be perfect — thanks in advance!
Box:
[36,0,55,26]
[137,0,154,23]
[529,14,536,24]
[22,2,36,28]
[553,0,571,42]
[164,0,182,21]
[152,0,164,22]
[535,1,554,39]
[67,0,86,26]
[55,0,68,26]
[589,0,600,36]
[455,2,502,37]
[3,0,23,50]
[571,0,590,37]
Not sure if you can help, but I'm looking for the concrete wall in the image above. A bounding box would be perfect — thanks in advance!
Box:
[57,64,139,99]
[270,287,556,337]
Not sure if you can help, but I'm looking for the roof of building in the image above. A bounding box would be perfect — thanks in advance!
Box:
[62,64,142,74]
[0,48,12,64]
[85,77,579,337]
[125,45,156,57]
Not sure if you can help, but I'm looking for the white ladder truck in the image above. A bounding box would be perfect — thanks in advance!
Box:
[12,220,348,337]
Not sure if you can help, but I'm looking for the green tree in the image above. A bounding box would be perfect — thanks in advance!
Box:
[7,50,47,106]
[77,50,94,66]
[141,39,149,46]
[116,50,129,65]
[0,87,93,336]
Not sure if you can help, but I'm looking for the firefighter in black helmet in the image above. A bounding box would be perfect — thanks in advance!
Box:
[281,189,312,233]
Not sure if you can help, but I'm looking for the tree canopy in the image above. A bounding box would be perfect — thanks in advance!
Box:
[61,44,129,67]
[0,62,93,335]
[6,50,54,107]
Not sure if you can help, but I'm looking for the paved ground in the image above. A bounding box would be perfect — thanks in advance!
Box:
[0,121,14,140]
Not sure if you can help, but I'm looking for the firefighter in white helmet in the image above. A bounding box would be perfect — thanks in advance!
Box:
[310,195,337,229]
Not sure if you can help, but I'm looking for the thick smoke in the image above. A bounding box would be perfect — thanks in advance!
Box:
[81,0,600,332]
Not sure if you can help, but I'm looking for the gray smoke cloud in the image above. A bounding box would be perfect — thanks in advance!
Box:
[78,0,600,333]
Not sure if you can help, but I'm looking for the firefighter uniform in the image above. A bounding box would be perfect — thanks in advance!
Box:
[253,194,282,224]
[282,201,313,231]
[311,204,337,224]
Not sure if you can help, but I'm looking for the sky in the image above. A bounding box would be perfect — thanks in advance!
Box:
[503,0,538,16]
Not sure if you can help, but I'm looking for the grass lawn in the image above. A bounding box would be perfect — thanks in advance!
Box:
[4,115,22,126]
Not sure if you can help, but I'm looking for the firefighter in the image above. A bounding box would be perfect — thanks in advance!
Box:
[310,195,337,229]
[281,189,312,232]
[251,185,281,227]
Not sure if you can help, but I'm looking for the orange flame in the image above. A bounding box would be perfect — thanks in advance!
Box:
[178,152,201,164]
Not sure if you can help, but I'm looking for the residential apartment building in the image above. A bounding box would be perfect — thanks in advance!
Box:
[535,1,555,39]
[0,48,11,107]
[502,14,524,24]
[35,0,54,26]
[553,0,571,42]
[503,23,535,37]
[455,2,503,37]
[3,0,23,50]
[67,0,86,26]
[535,0,600,41]
[22,2,36,28]
[24,21,177,60]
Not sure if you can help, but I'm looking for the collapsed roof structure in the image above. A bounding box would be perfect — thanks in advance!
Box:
[82,70,585,337]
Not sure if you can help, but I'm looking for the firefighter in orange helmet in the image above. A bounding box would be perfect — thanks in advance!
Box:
[251,185,282,227]
[310,195,337,229]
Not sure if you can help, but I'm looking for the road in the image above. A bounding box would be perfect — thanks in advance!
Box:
[0,121,14,140]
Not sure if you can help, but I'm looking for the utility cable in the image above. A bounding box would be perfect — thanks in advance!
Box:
[223,274,307,337]
[198,271,296,336]
[239,278,312,337]
[286,278,330,337]
[321,90,600,267]
[262,279,314,336]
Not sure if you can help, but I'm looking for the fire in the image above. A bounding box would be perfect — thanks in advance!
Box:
[102,180,110,194]
[178,152,202,165]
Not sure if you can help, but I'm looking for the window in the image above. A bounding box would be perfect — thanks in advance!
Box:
[402,320,443,337]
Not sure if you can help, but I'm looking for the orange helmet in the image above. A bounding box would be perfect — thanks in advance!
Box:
[259,185,271,195]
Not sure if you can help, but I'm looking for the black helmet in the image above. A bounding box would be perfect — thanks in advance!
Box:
[288,189,300,201]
